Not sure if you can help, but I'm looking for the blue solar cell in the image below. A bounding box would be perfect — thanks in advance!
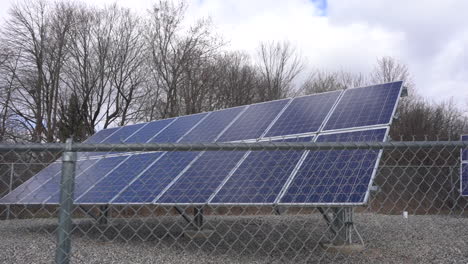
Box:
[323,81,402,131]
[124,118,175,143]
[218,99,290,142]
[157,151,246,204]
[0,163,61,204]
[462,163,468,196]
[83,127,120,143]
[265,91,341,137]
[149,114,207,143]
[101,123,146,143]
[462,135,468,161]
[41,156,127,203]
[113,152,199,203]
[18,160,97,204]
[211,137,313,204]
[87,123,147,157]
[180,106,246,143]
[280,129,387,204]
[77,153,163,203]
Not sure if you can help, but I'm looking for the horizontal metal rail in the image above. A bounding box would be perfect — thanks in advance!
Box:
[0,141,467,152]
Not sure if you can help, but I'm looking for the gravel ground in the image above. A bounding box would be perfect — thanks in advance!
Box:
[0,213,467,263]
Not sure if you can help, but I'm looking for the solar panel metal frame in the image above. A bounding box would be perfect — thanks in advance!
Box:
[0,81,403,206]
[321,81,403,134]
[461,135,468,196]
[274,126,389,206]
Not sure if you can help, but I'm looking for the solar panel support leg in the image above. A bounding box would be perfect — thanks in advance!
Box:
[55,139,77,264]
[98,205,110,225]
[332,207,353,245]
[193,207,204,230]
[320,207,364,252]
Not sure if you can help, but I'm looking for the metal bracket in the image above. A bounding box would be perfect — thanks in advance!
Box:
[318,207,364,246]
[174,206,204,229]
[401,86,409,97]
[79,205,99,221]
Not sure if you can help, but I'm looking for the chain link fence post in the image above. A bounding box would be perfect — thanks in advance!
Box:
[55,139,77,264]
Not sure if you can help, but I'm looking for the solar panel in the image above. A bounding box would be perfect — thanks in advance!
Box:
[180,106,246,143]
[45,156,127,203]
[0,81,403,207]
[279,128,387,205]
[265,91,341,137]
[148,113,207,143]
[112,152,200,204]
[124,118,175,143]
[210,137,313,204]
[462,163,468,196]
[157,151,247,204]
[323,81,402,131]
[76,153,163,204]
[217,99,290,142]
[20,160,97,204]
[86,123,147,157]
[0,163,62,204]
[101,123,146,143]
[83,127,120,143]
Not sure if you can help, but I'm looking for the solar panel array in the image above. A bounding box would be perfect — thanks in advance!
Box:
[0,81,403,206]
[461,135,468,196]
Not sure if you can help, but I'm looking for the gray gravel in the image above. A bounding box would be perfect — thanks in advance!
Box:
[1,213,467,263]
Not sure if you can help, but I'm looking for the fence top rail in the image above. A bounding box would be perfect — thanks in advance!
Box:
[0,141,467,152]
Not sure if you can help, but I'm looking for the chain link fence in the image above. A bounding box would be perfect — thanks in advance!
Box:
[1,140,467,263]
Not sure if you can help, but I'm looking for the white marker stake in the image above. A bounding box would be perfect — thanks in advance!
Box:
[403,211,408,219]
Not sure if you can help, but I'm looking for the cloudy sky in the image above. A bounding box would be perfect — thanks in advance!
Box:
[0,0,467,110]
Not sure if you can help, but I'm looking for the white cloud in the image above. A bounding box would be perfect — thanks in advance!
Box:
[327,0,468,107]
[0,0,466,109]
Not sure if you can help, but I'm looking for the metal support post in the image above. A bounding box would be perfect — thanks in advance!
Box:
[174,206,195,227]
[98,205,109,225]
[332,207,353,245]
[193,207,204,230]
[55,139,77,264]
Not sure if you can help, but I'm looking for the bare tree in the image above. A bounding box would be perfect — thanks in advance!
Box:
[63,4,146,133]
[371,56,414,92]
[1,0,74,142]
[144,0,222,118]
[213,52,258,108]
[106,6,146,126]
[300,69,365,94]
[391,97,467,140]
[256,41,304,101]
